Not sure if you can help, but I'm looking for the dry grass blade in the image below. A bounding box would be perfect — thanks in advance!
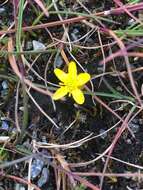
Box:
[113,0,143,25]
[108,30,142,106]
[1,3,143,36]
[34,133,93,149]
[4,175,41,190]
[2,1,143,189]
[33,0,49,17]
[0,136,10,142]
[8,37,52,97]
[73,172,143,178]
[100,106,136,189]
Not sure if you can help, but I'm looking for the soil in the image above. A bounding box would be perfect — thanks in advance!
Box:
[0,0,143,190]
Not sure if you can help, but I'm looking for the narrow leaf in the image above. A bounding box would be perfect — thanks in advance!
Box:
[33,0,49,17]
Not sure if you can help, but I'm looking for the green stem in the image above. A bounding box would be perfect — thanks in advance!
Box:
[16,0,25,53]
[16,0,29,136]
[22,84,29,133]
[0,49,57,56]
[32,83,135,102]
[114,29,143,37]
[0,74,18,82]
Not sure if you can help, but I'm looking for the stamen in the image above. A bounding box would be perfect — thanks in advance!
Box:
[59,82,64,86]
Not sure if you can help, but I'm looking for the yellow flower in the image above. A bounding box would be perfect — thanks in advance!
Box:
[53,61,90,104]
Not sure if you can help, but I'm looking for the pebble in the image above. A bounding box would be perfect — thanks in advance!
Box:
[0,8,5,14]
[54,56,63,68]
[32,40,46,51]
[38,167,49,187]
[128,18,135,25]
[99,129,107,139]
[2,81,8,90]
[15,184,26,190]
[71,28,81,41]
[129,122,140,133]
[31,159,44,179]
[1,120,9,130]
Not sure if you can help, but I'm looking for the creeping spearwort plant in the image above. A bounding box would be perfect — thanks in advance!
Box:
[53,61,91,104]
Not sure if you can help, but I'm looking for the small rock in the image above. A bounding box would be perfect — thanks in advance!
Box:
[99,129,107,139]
[38,167,49,187]
[1,120,9,130]
[32,40,46,51]
[1,81,8,97]
[15,183,26,190]
[54,56,63,68]
[126,138,132,144]
[128,18,135,25]
[129,122,140,133]
[1,81,8,89]
[0,8,5,14]
[31,159,44,179]
[71,28,81,41]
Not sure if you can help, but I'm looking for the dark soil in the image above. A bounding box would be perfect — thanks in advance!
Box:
[1,0,143,190]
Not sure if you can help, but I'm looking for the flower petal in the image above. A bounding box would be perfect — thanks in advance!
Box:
[77,73,91,86]
[53,86,68,100]
[54,68,67,82]
[68,61,77,78]
[72,88,85,104]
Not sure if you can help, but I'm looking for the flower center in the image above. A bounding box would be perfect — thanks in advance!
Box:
[66,79,78,91]
[59,78,78,93]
